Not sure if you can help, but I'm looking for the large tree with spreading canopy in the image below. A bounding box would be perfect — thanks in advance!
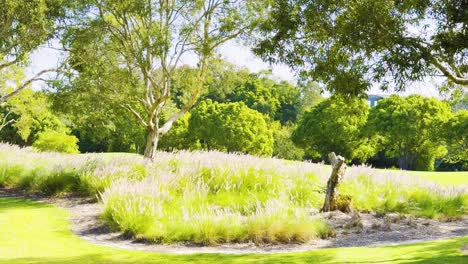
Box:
[254,0,467,96]
[61,0,267,159]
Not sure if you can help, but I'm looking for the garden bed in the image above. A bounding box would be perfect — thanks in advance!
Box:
[3,189,466,254]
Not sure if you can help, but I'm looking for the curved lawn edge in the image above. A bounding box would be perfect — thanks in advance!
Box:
[65,197,468,254]
[1,197,467,264]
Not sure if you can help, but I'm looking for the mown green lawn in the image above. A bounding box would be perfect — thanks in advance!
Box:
[0,197,466,264]
[403,170,468,186]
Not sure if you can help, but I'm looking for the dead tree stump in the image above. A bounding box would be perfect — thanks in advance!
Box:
[321,152,347,212]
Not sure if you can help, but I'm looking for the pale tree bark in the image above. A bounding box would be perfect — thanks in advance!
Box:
[88,0,261,160]
[321,152,347,212]
[144,128,159,159]
[0,68,59,103]
[410,40,468,86]
[0,108,15,131]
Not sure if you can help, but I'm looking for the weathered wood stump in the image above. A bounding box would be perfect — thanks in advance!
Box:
[321,152,347,212]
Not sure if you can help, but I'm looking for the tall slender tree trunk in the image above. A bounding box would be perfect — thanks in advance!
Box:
[144,128,159,160]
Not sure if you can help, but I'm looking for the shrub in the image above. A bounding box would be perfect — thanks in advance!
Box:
[33,131,80,154]
[293,95,374,162]
[190,100,274,155]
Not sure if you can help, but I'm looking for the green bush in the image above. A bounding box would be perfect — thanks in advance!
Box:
[33,131,80,154]
[189,100,274,155]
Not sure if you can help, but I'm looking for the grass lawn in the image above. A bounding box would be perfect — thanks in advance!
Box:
[402,170,468,186]
[0,197,466,264]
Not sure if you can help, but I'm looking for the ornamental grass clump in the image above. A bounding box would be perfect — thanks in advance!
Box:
[101,176,333,245]
[340,173,467,220]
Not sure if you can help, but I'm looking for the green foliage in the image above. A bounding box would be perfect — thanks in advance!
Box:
[190,100,274,155]
[367,95,452,170]
[0,0,69,65]
[0,0,72,104]
[230,75,281,119]
[158,112,196,151]
[293,95,374,162]
[255,0,468,96]
[442,110,468,170]
[0,88,70,145]
[272,124,305,160]
[33,131,80,154]
[204,62,322,125]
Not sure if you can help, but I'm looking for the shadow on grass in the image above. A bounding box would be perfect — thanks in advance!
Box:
[0,197,51,212]
[0,252,465,264]
[0,253,335,264]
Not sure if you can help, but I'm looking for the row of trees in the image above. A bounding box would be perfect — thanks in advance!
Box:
[295,95,467,171]
[0,62,466,170]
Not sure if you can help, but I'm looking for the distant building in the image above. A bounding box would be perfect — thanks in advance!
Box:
[366,94,385,107]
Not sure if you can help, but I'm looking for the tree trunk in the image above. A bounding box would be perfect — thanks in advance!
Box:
[321,152,347,212]
[144,129,159,160]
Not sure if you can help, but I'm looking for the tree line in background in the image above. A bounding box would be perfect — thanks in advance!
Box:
[1,0,467,171]
[1,62,467,171]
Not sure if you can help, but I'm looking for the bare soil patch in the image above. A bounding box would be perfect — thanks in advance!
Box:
[1,188,467,254]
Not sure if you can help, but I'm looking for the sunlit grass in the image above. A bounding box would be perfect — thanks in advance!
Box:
[0,197,467,264]
[0,143,466,245]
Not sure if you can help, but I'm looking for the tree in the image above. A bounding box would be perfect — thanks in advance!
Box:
[189,100,273,155]
[0,88,74,150]
[204,65,310,125]
[443,110,468,170]
[272,124,304,160]
[0,0,70,103]
[62,0,267,159]
[230,75,281,119]
[367,95,452,171]
[254,0,468,96]
[292,95,374,162]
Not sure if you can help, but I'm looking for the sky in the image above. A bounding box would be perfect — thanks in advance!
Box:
[28,40,444,98]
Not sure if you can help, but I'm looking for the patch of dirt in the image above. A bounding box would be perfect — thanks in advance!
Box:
[1,188,467,254]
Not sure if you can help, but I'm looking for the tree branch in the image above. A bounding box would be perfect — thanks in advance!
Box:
[411,41,468,85]
[0,110,15,131]
[0,68,60,103]
[121,104,148,128]
[429,56,468,85]
[0,57,21,71]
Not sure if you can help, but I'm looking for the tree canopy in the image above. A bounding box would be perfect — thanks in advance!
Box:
[161,100,274,155]
[292,95,374,162]
[0,0,70,103]
[367,95,452,170]
[254,0,468,96]
[60,0,268,159]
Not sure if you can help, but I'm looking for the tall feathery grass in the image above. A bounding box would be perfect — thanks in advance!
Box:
[0,143,466,245]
